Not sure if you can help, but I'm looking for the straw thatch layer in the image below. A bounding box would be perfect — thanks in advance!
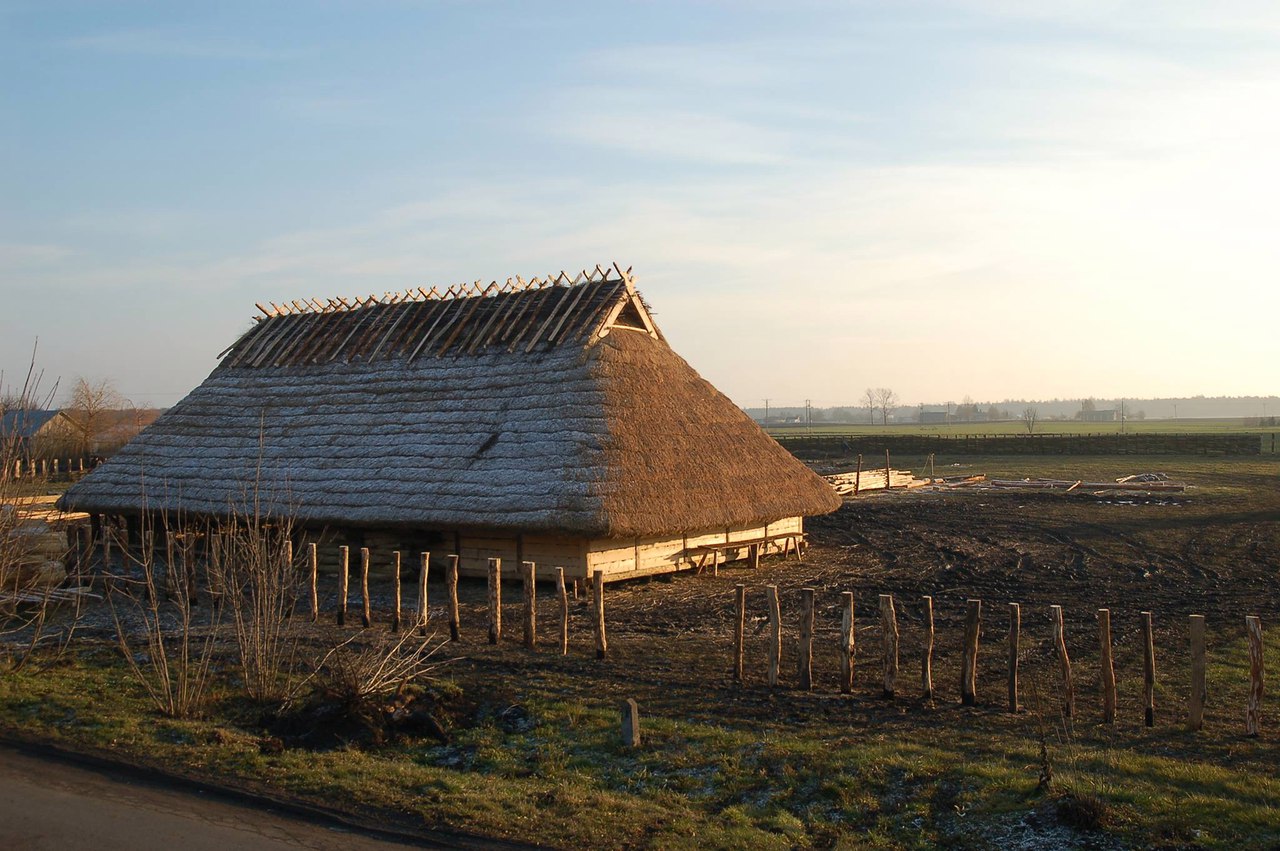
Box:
[63,279,839,536]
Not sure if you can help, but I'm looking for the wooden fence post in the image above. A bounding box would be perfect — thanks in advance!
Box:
[1051,605,1074,719]
[447,554,460,640]
[488,557,502,645]
[308,542,318,622]
[854,454,862,495]
[556,568,568,655]
[283,539,294,618]
[416,552,429,634]
[522,561,537,649]
[749,543,760,570]
[840,591,855,694]
[337,545,349,626]
[922,595,934,701]
[961,599,981,706]
[360,547,372,628]
[798,588,815,690]
[1141,611,1156,727]
[880,594,898,698]
[592,570,607,659]
[1099,608,1116,724]
[767,585,781,687]
[621,699,641,748]
[1247,615,1264,737]
[734,584,746,682]
[1189,614,1206,731]
[391,551,402,632]
[1008,602,1020,713]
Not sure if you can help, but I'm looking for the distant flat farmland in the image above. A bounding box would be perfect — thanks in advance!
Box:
[764,418,1280,437]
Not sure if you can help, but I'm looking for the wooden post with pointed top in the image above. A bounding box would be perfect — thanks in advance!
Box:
[798,588,815,690]
[591,570,607,659]
[488,557,502,644]
[621,698,641,748]
[360,547,372,628]
[308,542,318,622]
[556,568,568,655]
[337,545,349,626]
[1189,614,1206,731]
[1051,605,1074,719]
[840,591,855,694]
[961,599,981,706]
[922,595,935,701]
[1099,608,1116,724]
[446,554,460,640]
[885,449,892,489]
[521,561,537,649]
[767,585,781,687]
[1247,615,1264,737]
[880,594,898,698]
[734,584,746,682]
[854,454,862,495]
[391,551,402,632]
[1008,603,1021,713]
[415,552,429,634]
[1141,611,1156,727]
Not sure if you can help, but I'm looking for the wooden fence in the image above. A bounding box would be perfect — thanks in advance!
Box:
[2,455,100,482]
[773,432,1264,457]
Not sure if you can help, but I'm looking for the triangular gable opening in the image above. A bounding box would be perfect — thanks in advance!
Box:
[598,291,660,340]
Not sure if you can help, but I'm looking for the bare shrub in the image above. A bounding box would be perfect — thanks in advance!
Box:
[106,517,222,718]
[307,629,448,703]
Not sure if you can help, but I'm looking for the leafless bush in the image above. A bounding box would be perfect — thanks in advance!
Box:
[106,517,222,718]
[0,344,80,672]
[207,510,301,703]
[304,629,449,704]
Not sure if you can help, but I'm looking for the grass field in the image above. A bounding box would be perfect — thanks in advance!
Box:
[766,419,1280,438]
[3,454,1280,848]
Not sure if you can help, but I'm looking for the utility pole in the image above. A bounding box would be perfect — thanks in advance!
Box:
[764,398,770,426]
[805,399,812,432]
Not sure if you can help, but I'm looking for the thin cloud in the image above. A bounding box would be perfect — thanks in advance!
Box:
[58,28,302,61]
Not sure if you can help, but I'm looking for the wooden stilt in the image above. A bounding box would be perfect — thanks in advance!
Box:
[592,570,607,659]
[447,554,460,640]
[360,546,372,628]
[337,545,349,626]
[416,551,429,634]
[488,557,502,644]
[522,561,537,649]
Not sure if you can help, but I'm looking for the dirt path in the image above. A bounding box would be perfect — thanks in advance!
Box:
[0,744,437,851]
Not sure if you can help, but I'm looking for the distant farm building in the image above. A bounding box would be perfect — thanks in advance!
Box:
[1081,409,1118,423]
[61,266,840,581]
[918,410,949,424]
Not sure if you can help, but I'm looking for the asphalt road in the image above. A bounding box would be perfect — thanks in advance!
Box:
[0,744,434,850]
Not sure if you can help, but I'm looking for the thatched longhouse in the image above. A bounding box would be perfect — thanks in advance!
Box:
[61,266,840,581]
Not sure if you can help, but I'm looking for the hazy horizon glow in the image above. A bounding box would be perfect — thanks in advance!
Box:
[2,1,1277,409]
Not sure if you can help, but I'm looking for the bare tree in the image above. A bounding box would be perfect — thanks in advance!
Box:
[874,388,899,426]
[1021,406,1039,434]
[863,388,877,424]
[65,377,125,455]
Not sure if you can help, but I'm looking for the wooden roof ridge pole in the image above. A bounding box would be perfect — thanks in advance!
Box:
[572,280,629,344]
[266,311,324,367]
[383,291,444,356]
[270,298,336,364]
[498,278,549,346]
[248,314,303,368]
[465,281,518,355]
[327,295,382,363]
[480,276,537,349]
[290,299,347,365]
[355,293,411,359]
[436,282,498,357]
[304,299,354,364]
[254,303,275,319]
[523,278,579,353]
[541,274,594,347]
[504,284,557,351]
[406,291,465,363]
[367,298,417,361]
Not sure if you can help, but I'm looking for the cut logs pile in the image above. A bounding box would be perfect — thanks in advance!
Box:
[944,473,1186,493]
[824,470,929,496]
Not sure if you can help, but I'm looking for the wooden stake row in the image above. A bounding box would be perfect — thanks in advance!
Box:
[731,588,1268,734]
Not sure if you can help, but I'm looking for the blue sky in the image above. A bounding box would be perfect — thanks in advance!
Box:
[2,1,1278,408]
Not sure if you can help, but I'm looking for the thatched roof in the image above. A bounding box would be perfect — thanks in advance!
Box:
[62,266,840,536]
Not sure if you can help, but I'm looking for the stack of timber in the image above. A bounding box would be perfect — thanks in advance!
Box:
[824,470,929,496]
[948,476,1186,493]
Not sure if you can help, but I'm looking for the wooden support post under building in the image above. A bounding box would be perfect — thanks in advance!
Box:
[391,551,403,632]
[620,698,641,748]
[591,570,607,659]
[734,584,746,682]
[1189,614,1206,731]
[1099,608,1116,724]
[308,543,318,622]
[748,543,760,570]
[880,594,898,698]
[556,568,569,655]
[488,557,502,645]
[416,552,429,634]
[798,588,815,691]
[522,561,537,649]
[1008,603,1021,713]
[1141,611,1156,727]
[1051,604,1074,719]
[337,545,349,626]
[767,585,781,687]
[360,547,372,628]
[840,591,855,694]
[922,595,935,701]
[447,554,460,640]
[961,599,981,706]
[1247,615,1264,737]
